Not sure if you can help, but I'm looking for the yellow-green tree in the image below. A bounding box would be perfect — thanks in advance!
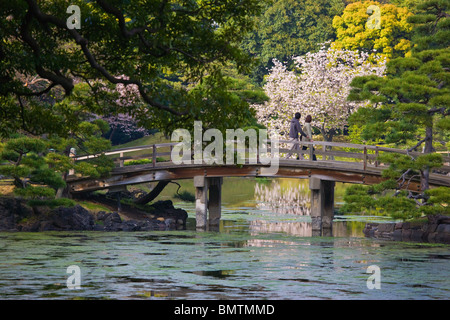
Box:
[332,1,413,59]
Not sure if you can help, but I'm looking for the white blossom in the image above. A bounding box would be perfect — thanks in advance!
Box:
[252,48,386,140]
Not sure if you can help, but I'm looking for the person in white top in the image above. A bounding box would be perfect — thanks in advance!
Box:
[302,115,317,161]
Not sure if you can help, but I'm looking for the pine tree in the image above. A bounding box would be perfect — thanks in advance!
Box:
[0,84,115,200]
[344,0,450,219]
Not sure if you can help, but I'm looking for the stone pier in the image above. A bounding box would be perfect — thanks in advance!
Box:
[194,176,223,229]
[310,177,335,236]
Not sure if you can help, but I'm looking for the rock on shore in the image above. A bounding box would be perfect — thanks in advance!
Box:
[363,215,450,244]
[0,197,187,232]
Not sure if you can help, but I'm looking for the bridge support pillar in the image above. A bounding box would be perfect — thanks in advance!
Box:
[208,177,223,227]
[310,177,335,236]
[194,176,223,230]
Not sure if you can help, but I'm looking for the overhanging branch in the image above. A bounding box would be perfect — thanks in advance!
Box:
[23,0,189,117]
[407,138,426,153]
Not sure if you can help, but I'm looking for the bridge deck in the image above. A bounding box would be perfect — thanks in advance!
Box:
[67,159,450,193]
[67,139,450,193]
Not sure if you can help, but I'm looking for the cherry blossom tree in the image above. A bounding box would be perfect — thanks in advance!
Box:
[253,47,387,141]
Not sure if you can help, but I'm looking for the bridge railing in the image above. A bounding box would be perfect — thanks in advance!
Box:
[73,139,450,174]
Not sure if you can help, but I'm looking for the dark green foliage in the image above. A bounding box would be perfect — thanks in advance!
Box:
[222,67,269,105]
[0,137,61,196]
[241,0,346,83]
[0,133,114,199]
[408,0,450,51]
[29,167,66,189]
[340,183,421,220]
[377,196,420,220]
[14,186,56,199]
[75,154,114,179]
[340,184,377,215]
[424,187,450,215]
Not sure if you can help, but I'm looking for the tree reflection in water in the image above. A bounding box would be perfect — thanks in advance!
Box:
[251,179,364,237]
[254,179,311,216]
[252,179,312,236]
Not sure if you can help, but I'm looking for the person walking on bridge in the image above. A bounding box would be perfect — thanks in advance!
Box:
[302,115,317,161]
[285,112,307,160]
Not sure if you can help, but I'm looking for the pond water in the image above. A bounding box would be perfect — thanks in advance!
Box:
[0,178,449,300]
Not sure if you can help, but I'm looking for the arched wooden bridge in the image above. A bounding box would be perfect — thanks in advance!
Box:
[67,140,450,233]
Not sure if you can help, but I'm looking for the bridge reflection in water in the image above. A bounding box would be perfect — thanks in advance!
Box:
[249,219,365,238]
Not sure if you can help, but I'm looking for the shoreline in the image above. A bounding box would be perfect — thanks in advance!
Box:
[0,196,188,232]
[363,215,450,244]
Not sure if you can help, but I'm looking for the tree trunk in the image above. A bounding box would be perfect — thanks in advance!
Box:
[56,146,73,199]
[13,177,26,189]
[420,126,433,191]
[134,180,170,205]
[108,126,117,141]
[55,172,70,198]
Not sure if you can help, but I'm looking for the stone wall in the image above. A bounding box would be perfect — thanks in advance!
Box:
[0,197,187,232]
[363,215,450,244]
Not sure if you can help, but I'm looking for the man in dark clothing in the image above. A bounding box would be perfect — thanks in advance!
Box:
[285,112,307,159]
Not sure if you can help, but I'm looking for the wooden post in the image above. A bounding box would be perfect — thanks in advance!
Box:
[375,146,379,167]
[119,152,124,167]
[152,144,156,168]
[257,146,260,164]
[310,177,335,236]
[363,147,367,171]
